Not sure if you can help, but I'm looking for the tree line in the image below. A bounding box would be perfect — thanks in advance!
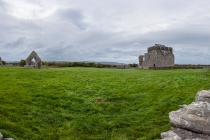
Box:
[18,60,138,68]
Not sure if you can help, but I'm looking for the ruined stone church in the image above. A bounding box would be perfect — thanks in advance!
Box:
[24,51,42,68]
[139,44,174,68]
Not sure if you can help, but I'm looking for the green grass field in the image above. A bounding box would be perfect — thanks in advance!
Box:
[0,67,210,140]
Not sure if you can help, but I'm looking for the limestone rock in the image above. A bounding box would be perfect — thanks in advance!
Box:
[196,90,210,103]
[171,127,210,140]
[169,101,210,135]
[161,130,182,140]
[161,90,210,140]
[0,132,3,140]
[0,132,14,140]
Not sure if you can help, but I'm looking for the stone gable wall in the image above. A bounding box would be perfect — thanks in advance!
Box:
[25,51,42,68]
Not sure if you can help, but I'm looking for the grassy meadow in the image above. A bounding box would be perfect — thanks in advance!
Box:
[0,67,210,140]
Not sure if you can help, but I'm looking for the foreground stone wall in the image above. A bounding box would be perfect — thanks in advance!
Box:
[161,90,210,140]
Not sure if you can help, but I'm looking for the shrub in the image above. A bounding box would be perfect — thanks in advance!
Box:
[2,61,6,65]
[83,63,90,67]
[48,62,55,66]
[72,62,79,66]
[19,60,26,67]
[129,63,138,67]
[42,62,48,67]
[96,63,104,68]
[68,62,74,67]
[89,62,96,67]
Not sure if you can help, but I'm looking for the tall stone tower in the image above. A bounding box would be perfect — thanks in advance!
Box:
[139,44,174,68]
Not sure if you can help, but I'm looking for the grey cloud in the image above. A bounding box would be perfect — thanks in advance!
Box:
[0,0,7,10]
[55,8,88,30]
[12,37,27,47]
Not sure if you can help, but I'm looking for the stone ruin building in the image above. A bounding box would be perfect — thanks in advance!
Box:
[24,51,42,68]
[0,57,2,65]
[139,44,174,69]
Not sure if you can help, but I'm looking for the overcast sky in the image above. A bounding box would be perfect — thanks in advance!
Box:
[0,0,210,64]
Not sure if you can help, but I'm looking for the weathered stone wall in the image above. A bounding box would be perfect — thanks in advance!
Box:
[116,64,130,69]
[0,57,3,65]
[149,66,204,70]
[161,90,210,140]
[25,51,42,68]
[139,44,174,69]
[24,65,46,68]
[138,55,144,68]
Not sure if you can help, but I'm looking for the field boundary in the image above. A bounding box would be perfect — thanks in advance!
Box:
[148,66,207,70]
